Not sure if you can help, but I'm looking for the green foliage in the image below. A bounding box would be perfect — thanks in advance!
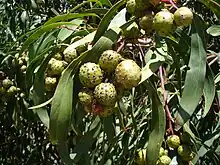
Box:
[0,0,220,164]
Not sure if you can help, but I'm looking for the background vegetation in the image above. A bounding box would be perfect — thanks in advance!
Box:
[0,0,220,164]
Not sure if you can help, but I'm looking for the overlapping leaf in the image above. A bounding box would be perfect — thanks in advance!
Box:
[175,14,207,130]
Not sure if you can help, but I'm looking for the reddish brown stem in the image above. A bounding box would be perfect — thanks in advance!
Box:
[161,0,178,9]
[117,40,125,53]
[159,66,174,135]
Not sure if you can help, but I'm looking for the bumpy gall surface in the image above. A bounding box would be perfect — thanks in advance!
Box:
[78,88,93,106]
[115,59,141,89]
[45,77,57,92]
[178,145,195,162]
[99,50,122,73]
[167,135,181,149]
[64,47,78,63]
[122,22,140,39]
[94,83,117,106]
[158,155,171,165]
[2,79,13,89]
[79,62,103,88]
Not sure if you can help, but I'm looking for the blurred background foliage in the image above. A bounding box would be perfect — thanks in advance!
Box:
[0,0,220,165]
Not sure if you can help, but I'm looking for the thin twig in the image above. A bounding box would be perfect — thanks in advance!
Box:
[159,66,174,135]
[209,57,218,66]
[117,40,124,53]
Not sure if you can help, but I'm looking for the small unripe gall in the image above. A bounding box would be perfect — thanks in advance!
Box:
[174,7,193,27]
[139,12,154,33]
[177,145,195,162]
[153,9,175,36]
[167,135,181,149]
[99,50,122,73]
[78,89,93,106]
[2,78,13,89]
[158,155,171,165]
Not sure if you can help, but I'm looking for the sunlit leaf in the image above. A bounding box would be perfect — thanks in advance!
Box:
[207,25,220,36]
[146,81,166,165]
[203,65,215,117]
[175,14,207,131]
[92,0,126,44]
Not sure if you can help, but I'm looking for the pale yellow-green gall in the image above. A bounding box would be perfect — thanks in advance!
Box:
[115,60,141,89]
[78,88,93,106]
[174,7,193,27]
[45,77,57,92]
[99,50,122,73]
[94,83,117,106]
[2,78,13,89]
[79,62,103,88]
[167,135,181,149]
[158,155,171,165]
[153,9,175,36]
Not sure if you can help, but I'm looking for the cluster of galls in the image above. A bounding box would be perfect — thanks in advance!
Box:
[78,50,142,117]
[44,38,88,93]
[135,134,195,165]
[124,0,193,38]
[0,74,23,104]
[13,53,28,74]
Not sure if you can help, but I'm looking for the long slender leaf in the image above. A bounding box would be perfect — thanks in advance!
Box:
[20,22,73,54]
[203,65,215,117]
[49,55,83,144]
[45,13,99,25]
[175,14,207,131]
[146,81,166,165]
[92,0,126,44]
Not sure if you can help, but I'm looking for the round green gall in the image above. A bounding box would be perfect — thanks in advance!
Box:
[177,145,195,161]
[167,135,181,149]
[2,78,13,89]
[164,149,168,156]
[115,59,141,89]
[159,147,165,156]
[78,88,93,106]
[158,155,171,165]
[79,62,103,88]
[20,65,27,73]
[153,9,174,36]
[126,0,136,15]
[94,83,117,106]
[139,12,154,33]
[48,59,65,76]
[45,77,57,92]
[54,53,63,60]
[174,7,193,27]
[63,47,78,63]
[99,50,122,73]
[7,86,17,96]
